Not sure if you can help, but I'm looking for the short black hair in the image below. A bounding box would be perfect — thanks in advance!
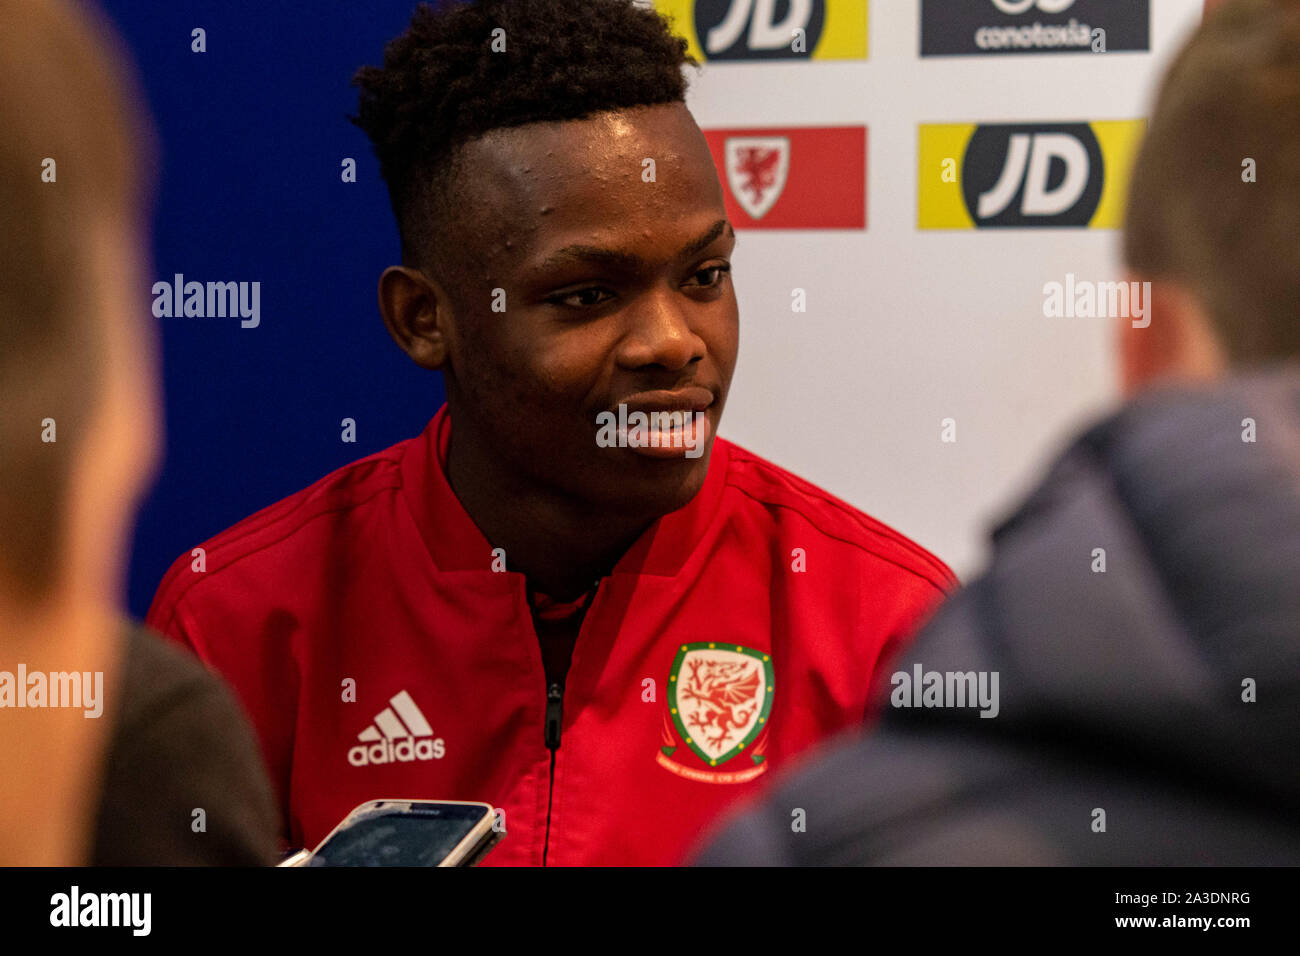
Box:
[350,0,697,282]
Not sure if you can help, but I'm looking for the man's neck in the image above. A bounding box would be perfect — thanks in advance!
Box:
[0,594,122,865]
[444,424,653,601]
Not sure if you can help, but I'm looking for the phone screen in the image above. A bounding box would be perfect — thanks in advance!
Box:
[309,803,487,867]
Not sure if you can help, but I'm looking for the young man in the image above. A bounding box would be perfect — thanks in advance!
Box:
[696,0,1300,866]
[147,0,953,865]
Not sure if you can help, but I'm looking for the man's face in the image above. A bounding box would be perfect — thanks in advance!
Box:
[73,212,162,607]
[438,102,738,516]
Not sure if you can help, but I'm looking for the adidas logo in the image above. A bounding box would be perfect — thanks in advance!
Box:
[347,690,446,767]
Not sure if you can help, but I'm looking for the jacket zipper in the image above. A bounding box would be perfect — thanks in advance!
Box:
[542,681,564,866]
[536,576,602,866]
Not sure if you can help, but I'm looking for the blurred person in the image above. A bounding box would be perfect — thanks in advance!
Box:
[0,0,277,866]
[694,0,1300,866]
[145,0,954,866]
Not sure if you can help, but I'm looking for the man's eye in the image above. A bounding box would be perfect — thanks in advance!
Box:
[548,287,615,308]
[687,264,731,288]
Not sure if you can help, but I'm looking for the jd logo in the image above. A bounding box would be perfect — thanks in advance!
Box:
[696,0,825,59]
[962,124,1103,227]
[990,0,1076,14]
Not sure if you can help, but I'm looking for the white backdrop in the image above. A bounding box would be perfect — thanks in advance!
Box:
[681,0,1206,578]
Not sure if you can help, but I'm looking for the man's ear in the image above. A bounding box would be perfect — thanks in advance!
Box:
[1117,275,1227,397]
[377,265,453,371]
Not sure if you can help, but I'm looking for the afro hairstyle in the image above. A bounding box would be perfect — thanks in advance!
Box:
[350,0,698,283]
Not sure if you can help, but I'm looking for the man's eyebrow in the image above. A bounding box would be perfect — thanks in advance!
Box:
[678,218,734,260]
[536,219,735,272]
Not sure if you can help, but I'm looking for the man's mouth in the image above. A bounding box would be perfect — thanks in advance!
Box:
[613,386,715,416]
[598,387,716,460]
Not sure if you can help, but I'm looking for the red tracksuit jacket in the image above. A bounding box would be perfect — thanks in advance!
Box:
[146,405,953,865]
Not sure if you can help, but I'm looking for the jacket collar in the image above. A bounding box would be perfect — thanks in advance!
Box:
[400,404,729,578]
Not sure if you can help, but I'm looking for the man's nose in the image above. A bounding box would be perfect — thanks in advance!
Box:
[616,289,705,371]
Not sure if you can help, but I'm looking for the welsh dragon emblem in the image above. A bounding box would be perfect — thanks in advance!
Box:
[724,136,790,221]
[658,643,774,784]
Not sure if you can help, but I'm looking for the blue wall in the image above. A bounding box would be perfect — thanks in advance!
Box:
[101,0,447,619]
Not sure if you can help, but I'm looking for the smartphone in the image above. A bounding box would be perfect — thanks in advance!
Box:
[296,799,502,867]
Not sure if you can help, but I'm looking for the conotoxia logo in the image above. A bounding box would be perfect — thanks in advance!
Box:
[917,121,1144,229]
[654,0,867,61]
[919,0,1150,57]
[990,0,1076,12]
[348,690,446,766]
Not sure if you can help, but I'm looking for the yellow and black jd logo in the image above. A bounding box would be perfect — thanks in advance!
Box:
[918,120,1145,229]
[654,0,867,61]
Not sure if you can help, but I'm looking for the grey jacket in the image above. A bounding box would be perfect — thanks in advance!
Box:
[696,367,1300,865]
